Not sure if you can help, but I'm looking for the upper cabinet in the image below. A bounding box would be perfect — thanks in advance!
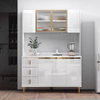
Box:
[22,10,80,33]
[67,10,80,33]
[36,10,67,32]
[36,10,51,32]
[23,10,35,33]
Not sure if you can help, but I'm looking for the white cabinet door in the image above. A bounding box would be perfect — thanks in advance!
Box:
[66,58,81,87]
[68,10,80,33]
[39,59,52,87]
[52,58,67,87]
[23,10,35,33]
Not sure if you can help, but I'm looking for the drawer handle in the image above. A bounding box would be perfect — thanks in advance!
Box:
[29,70,31,74]
[29,60,31,65]
[29,79,31,84]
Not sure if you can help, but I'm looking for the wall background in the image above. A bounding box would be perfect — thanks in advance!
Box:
[18,0,100,90]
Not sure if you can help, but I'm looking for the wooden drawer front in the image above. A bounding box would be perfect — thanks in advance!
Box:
[30,77,38,87]
[22,77,30,87]
[22,68,38,76]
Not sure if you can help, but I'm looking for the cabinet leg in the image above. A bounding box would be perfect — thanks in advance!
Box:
[23,87,26,93]
[77,87,80,93]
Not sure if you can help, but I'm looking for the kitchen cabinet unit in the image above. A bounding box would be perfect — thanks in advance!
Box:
[23,10,35,33]
[68,10,80,33]
[22,56,82,93]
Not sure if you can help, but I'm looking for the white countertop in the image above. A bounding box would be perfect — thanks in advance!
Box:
[22,52,81,57]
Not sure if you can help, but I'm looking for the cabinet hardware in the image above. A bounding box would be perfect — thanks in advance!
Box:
[29,79,31,84]
[29,60,31,65]
[29,70,31,74]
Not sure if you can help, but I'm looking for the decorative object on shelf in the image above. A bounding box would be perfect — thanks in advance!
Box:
[28,37,42,56]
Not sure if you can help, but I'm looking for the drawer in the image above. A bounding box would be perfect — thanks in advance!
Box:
[22,77,30,87]
[22,68,38,76]
[22,77,38,87]
[30,77,38,87]
[22,57,38,67]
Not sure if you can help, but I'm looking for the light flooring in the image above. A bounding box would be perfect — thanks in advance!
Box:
[0,90,100,100]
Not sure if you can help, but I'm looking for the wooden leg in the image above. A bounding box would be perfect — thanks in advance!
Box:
[77,87,80,93]
[23,87,26,93]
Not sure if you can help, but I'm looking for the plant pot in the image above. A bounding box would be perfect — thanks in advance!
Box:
[33,49,37,56]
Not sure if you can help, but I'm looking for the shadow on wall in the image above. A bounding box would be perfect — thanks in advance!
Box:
[81,21,95,89]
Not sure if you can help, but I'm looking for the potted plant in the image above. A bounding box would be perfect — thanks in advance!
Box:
[28,37,41,55]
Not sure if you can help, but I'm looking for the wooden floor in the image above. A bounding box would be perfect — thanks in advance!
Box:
[0,90,100,100]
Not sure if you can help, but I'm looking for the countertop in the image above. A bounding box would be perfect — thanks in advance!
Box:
[22,53,82,58]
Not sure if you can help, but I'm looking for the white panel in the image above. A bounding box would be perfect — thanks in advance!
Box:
[66,59,81,87]
[68,10,80,33]
[23,10,35,33]
[31,57,38,67]
[39,59,52,87]
[22,68,30,76]
[22,77,30,87]
[22,57,30,67]
[52,59,67,87]
[30,77,38,87]
[30,68,38,76]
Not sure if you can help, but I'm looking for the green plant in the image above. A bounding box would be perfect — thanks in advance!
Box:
[28,37,41,49]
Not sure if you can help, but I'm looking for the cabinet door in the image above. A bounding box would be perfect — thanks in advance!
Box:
[66,59,81,87]
[68,10,80,33]
[38,59,52,87]
[23,10,35,33]
[52,59,67,87]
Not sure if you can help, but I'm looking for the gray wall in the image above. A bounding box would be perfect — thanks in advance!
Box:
[18,0,100,89]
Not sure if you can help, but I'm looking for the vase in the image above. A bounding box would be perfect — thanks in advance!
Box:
[33,48,37,56]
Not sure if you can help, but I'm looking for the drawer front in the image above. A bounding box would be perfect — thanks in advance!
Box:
[29,77,38,87]
[22,77,30,87]
[22,57,30,67]
[22,57,38,67]
[22,68,38,76]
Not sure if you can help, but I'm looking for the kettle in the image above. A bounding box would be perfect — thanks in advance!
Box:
[67,42,75,52]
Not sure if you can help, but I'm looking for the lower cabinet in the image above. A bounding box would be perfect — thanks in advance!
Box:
[38,59,52,87]
[52,59,67,87]
[66,59,81,87]
[22,57,82,88]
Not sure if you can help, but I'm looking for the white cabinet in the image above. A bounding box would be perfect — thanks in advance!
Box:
[66,59,81,87]
[38,59,53,87]
[22,57,82,92]
[52,59,67,87]
[68,10,80,33]
[23,10,35,33]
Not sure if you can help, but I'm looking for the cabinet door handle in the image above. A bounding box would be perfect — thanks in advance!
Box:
[29,79,31,84]
[29,60,31,65]
[29,70,31,74]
